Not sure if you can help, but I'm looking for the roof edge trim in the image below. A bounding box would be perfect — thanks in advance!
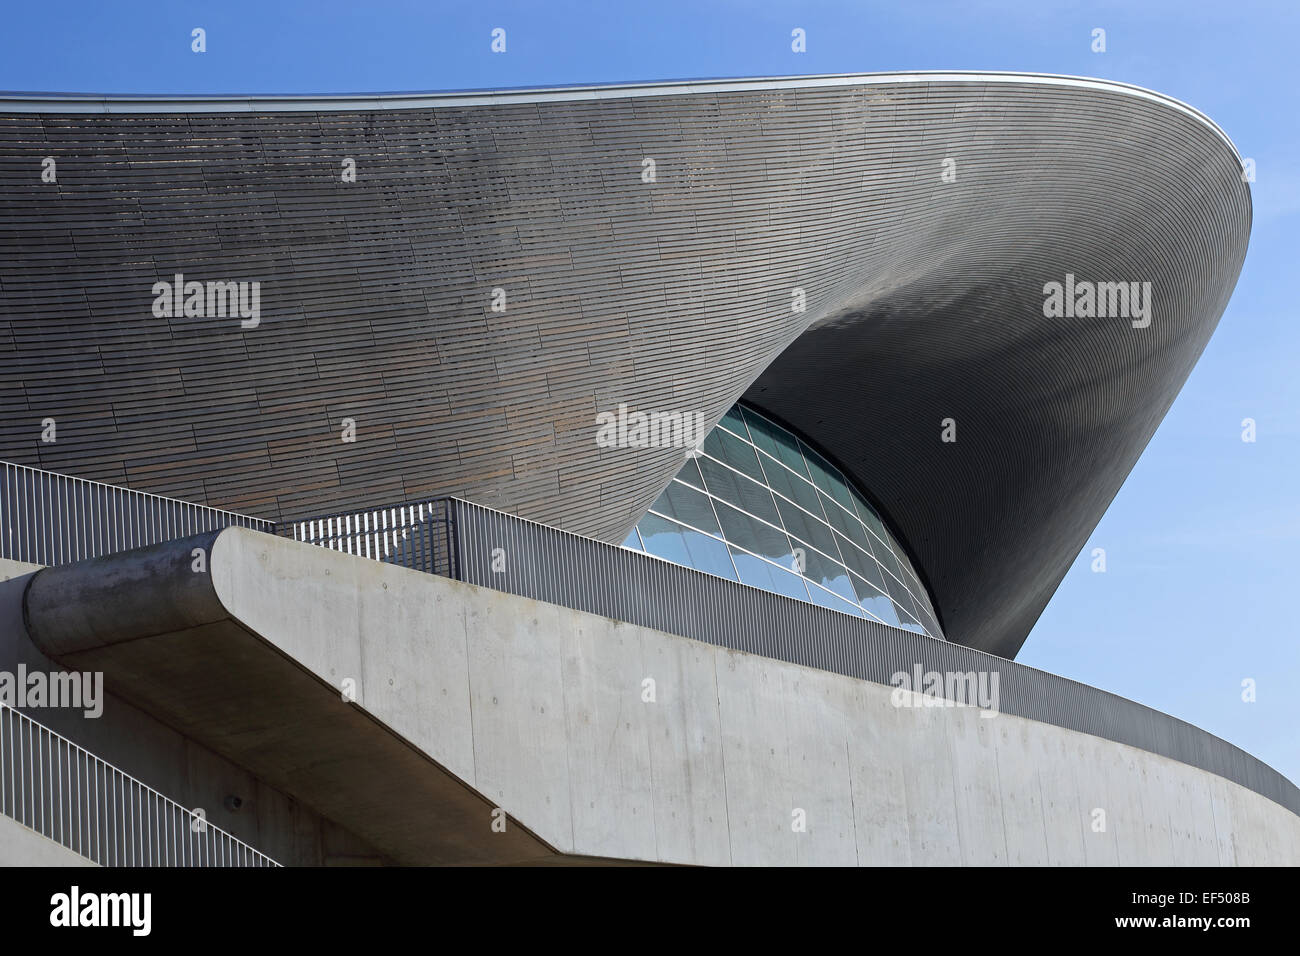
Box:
[0,70,1242,160]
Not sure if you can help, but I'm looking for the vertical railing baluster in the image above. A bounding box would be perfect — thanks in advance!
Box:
[0,702,277,867]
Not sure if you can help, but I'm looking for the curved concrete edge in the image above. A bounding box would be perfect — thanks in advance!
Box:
[20,530,558,865]
[28,526,1295,866]
[2,558,397,866]
[23,531,227,657]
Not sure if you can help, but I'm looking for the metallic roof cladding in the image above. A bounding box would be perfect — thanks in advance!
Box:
[0,73,1249,656]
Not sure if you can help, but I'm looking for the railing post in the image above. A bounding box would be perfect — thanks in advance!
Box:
[448,499,458,580]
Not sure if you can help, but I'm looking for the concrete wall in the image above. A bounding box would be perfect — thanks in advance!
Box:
[0,557,388,866]
[11,534,1299,865]
[0,815,95,867]
[205,530,1300,865]
[0,558,41,580]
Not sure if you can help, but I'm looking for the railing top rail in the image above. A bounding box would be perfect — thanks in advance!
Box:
[1,459,272,527]
[4,461,1295,818]
[446,497,1300,815]
[438,497,1209,731]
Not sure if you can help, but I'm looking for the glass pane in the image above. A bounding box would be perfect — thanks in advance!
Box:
[915,607,941,639]
[896,556,922,592]
[873,539,904,582]
[760,455,826,516]
[698,456,780,525]
[714,501,797,566]
[884,570,920,621]
[649,479,720,535]
[851,571,901,627]
[850,487,889,542]
[894,610,925,634]
[799,547,857,604]
[742,406,809,477]
[820,490,871,551]
[680,524,738,581]
[729,548,776,591]
[802,444,853,510]
[805,581,864,617]
[840,537,888,593]
[674,456,706,491]
[718,404,750,440]
[637,513,692,566]
[774,496,840,562]
[620,527,643,551]
[764,557,813,601]
[892,539,920,581]
[703,428,766,483]
[902,567,933,614]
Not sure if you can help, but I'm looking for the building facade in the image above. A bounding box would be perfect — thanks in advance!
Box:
[0,73,1294,866]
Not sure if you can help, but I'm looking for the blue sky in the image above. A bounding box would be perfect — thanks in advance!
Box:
[2,0,1297,781]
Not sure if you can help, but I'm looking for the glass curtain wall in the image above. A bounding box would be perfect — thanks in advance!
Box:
[621,402,944,638]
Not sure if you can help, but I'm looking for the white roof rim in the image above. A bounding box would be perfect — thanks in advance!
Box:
[0,70,1242,160]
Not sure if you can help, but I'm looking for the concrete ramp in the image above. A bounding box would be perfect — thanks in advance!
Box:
[19,527,1300,866]
[21,529,556,865]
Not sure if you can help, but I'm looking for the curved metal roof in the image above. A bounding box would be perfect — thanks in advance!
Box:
[0,73,1249,656]
[0,70,1246,154]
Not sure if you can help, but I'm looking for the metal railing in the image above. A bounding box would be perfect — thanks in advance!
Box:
[0,701,278,867]
[323,495,1300,819]
[1,459,1296,821]
[283,498,456,578]
[1,460,273,567]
